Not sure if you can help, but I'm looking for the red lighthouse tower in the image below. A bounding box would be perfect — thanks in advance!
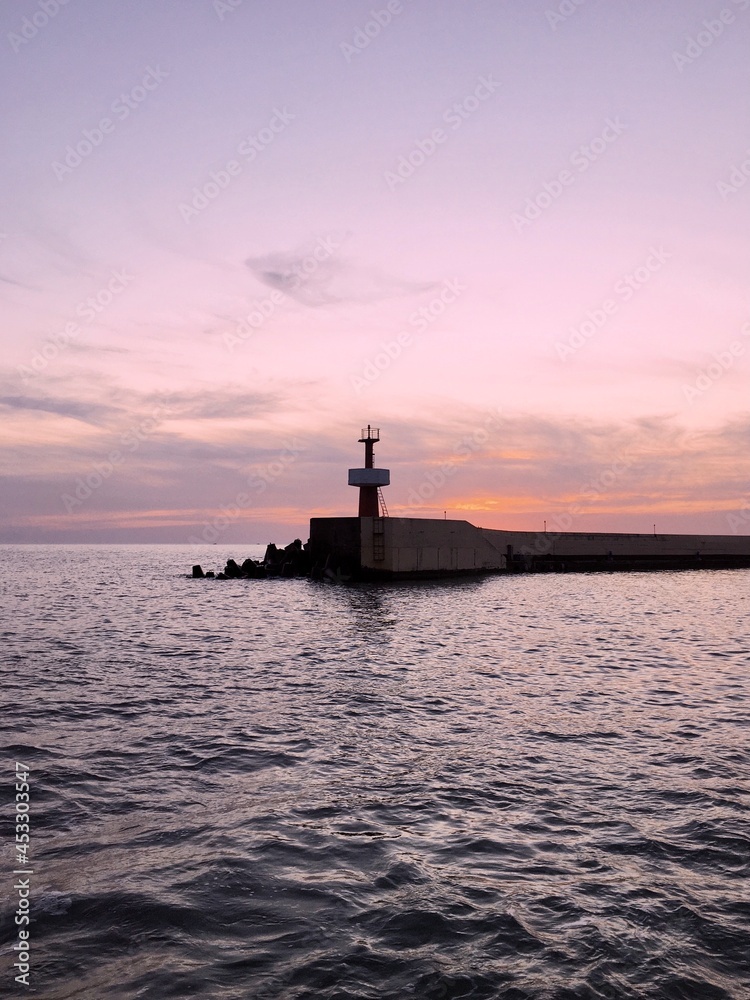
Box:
[348,425,390,517]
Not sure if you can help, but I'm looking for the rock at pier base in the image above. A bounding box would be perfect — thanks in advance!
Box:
[224,559,242,578]
[192,537,313,581]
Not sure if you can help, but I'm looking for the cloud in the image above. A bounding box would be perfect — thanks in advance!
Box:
[0,361,296,425]
[161,387,288,421]
[0,273,29,288]
[369,406,750,517]
[245,238,436,306]
[0,393,119,426]
[1,384,748,540]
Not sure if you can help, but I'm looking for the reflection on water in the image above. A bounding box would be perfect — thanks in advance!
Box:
[2,545,749,999]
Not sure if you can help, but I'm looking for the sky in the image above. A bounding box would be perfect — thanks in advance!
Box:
[1,0,749,543]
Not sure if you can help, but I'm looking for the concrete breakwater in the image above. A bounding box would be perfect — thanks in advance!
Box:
[308,516,750,580]
[191,517,750,581]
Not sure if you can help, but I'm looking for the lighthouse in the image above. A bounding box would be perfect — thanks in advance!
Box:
[348,425,390,517]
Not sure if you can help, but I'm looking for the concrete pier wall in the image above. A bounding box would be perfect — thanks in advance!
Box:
[481,527,750,572]
[308,517,362,575]
[364,517,506,575]
[309,516,750,578]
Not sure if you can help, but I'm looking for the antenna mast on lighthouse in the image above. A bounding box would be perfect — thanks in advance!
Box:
[348,425,390,517]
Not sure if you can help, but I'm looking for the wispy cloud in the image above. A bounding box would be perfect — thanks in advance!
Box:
[0,393,120,426]
[1,399,748,540]
[0,273,30,288]
[245,238,436,306]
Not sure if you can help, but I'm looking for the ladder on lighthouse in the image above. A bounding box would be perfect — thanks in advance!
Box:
[373,489,388,562]
[377,487,389,517]
[372,490,389,562]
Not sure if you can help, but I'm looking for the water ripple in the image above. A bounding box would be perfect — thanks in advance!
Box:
[2,545,749,998]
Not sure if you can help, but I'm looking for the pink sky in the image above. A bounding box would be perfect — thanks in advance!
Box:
[1,0,749,542]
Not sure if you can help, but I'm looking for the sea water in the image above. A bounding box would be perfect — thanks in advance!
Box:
[2,545,749,999]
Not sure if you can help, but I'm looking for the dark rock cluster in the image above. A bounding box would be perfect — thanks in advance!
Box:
[192,538,319,581]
